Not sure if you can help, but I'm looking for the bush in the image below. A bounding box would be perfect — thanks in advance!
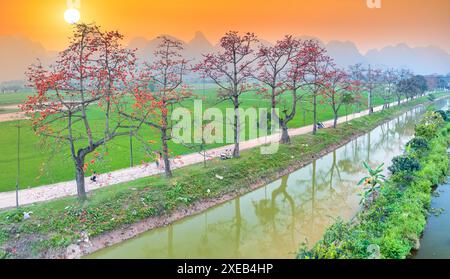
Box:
[388,155,421,175]
[427,94,436,101]
[415,112,444,140]
[406,137,429,153]
[4,210,24,223]
[435,110,448,122]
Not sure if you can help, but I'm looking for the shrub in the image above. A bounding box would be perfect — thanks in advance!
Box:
[427,94,436,101]
[415,112,444,140]
[435,110,448,122]
[406,137,429,153]
[415,124,436,141]
[4,210,24,223]
[388,155,421,175]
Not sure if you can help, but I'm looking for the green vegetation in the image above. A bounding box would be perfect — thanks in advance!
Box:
[357,162,385,208]
[0,108,19,114]
[298,112,449,259]
[0,96,439,258]
[0,91,33,106]
[0,87,416,192]
[388,155,421,175]
[406,137,429,153]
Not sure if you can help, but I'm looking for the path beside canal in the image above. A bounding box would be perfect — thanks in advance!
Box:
[0,99,410,209]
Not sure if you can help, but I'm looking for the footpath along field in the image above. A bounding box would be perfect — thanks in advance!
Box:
[0,88,426,192]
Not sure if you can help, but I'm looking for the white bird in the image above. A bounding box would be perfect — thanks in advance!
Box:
[23,211,33,220]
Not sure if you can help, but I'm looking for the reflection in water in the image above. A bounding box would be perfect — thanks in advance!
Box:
[87,101,448,259]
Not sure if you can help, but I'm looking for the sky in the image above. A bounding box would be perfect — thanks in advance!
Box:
[0,0,449,53]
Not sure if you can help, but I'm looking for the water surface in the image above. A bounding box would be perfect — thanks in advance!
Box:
[413,179,450,259]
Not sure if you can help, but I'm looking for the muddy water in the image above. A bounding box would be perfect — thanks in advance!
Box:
[87,100,449,259]
[413,177,450,259]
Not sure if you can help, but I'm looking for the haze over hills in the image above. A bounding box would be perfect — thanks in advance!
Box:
[1,32,449,83]
[0,35,57,84]
[364,44,450,75]
[326,40,366,68]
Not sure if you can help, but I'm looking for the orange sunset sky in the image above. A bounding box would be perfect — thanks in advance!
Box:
[0,0,449,53]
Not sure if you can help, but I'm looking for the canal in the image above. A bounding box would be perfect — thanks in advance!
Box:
[87,100,449,259]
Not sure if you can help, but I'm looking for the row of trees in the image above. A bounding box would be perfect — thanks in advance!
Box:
[425,75,450,91]
[23,24,430,200]
[0,80,26,93]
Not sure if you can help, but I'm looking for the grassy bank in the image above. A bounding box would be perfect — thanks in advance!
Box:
[0,96,445,259]
[298,114,449,259]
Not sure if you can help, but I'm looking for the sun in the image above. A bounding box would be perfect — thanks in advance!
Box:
[64,8,80,24]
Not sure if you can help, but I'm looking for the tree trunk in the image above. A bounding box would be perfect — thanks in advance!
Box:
[333,113,338,129]
[280,123,290,144]
[368,90,373,114]
[312,93,317,135]
[345,107,348,123]
[75,159,87,201]
[233,98,240,158]
[161,128,172,178]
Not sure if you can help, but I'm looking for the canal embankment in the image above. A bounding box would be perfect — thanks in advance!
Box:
[299,111,449,259]
[0,96,447,259]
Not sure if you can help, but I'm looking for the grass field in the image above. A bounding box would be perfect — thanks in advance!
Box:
[0,88,432,192]
[0,91,33,106]
[0,108,19,114]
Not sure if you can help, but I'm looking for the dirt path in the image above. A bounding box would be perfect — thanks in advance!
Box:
[0,100,407,209]
[0,104,28,123]
[0,112,27,122]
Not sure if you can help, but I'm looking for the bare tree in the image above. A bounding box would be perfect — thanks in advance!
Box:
[380,68,399,109]
[23,24,136,200]
[122,37,192,178]
[320,66,361,128]
[301,40,334,135]
[349,64,382,114]
[393,69,413,105]
[255,35,301,143]
[194,31,259,158]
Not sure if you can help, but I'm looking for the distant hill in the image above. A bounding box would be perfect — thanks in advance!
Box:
[185,31,216,61]
[326,40,366,68]
[1,33,449,83]
[325,41,450,74]
[364,43,450,74]
[0,35,57,84]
